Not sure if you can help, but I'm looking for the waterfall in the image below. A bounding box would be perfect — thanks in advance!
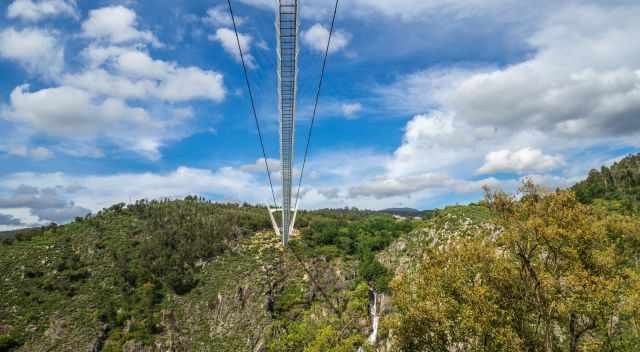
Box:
[367,289,379,346]
[358,288,381,352]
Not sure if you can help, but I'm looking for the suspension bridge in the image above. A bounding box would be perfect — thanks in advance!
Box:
[226,0,338,246]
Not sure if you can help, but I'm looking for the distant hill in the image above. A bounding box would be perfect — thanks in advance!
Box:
[0,227,44,241]
[573,153,640,207]
[379,207,433,218]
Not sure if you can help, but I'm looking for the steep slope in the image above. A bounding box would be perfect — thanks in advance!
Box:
[377,184,640,351]
[0,199,414,351]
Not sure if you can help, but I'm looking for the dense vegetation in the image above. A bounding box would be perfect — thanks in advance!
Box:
[0,199,414,351]
[573,154,640,212]
[1,155,639,351]
[388,181,640,351]
[296,209,416,290]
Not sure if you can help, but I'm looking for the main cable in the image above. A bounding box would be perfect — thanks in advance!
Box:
[293,0,339,211]
[227,0,279,208]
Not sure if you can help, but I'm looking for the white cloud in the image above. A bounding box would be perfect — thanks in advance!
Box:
[341,102,362,118]
[353,3,640,201]
[30,146,54,160]
[80,44,131,68]
[383,4,640,139]
[240,158,281,173]
[350,0,516,20]
[301,24,351,53]
[0,185,90,223]
[5,84,152,137]
[63,48,226,102]
[0,212,24,226]
[7,0,78,22]
[377,67,484,115]
[56,144,105,159]
[2,11,226,161]
[6,145,54,160]
[477,148,564,175]
[204,5,245,27]
[81,6,161,46]
[239,0,524,22]
[211,27,256,68]
[0,167,265,214]
[0,27,64,78]
[2,84,179,159]
[350,173,451,199]
[386,112,496,178]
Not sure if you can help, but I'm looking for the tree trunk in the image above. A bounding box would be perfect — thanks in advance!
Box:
[570,313,578,352]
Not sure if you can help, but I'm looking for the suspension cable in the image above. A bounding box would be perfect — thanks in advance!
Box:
[227,0,279,208]
[286,243,341,316]
[293,0,340,211]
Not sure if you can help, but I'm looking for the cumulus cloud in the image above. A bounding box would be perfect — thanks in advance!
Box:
[211,27,256,68]
[351,2,640,200]
[0,27,64,78]
[348,172,509,199]
[1,7,226,160]
[0,185,90,224]
[382,4,640,140]
[318,187,340,200]
[301,24,351,53]
[386,112,496,177]
[2,84,179,159]
[0,213,24,226]
[350,173,450,199]
[5,85,152,137]
[81,6,161,46]
[204,5,245,27]
[347,111,571,200]
[477,148,564,175]
[239,0,525,22]
[341,102,362,118]
[63,49,226,102]
[240,158,281,173]
[7,0,78,22]
[0,167,264,214]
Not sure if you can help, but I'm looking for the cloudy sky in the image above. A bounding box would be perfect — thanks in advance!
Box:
[0,0,639,229]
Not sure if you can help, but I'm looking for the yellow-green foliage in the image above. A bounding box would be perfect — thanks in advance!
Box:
[268,282,369,352]
[390,183,640,351]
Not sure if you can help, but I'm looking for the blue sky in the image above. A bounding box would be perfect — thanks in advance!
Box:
[0,0,639,229]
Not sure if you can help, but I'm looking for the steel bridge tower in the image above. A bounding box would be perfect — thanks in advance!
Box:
[269,0,299,245]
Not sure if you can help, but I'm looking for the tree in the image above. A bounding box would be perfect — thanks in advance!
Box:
[390,182,640,351]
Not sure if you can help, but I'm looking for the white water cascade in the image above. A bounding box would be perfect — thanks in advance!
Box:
[357,288,381,352]
[367,289,380,346]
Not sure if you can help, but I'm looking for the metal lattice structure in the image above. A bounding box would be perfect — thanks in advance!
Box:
[276,0,299,245]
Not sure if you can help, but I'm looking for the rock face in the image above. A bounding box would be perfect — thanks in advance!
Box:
[44,319,66,340]
[0,201,411,352]
[123,339,152,352]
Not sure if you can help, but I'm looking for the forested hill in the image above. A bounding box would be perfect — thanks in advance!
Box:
[1,156,640,351]
[573,153,640,206]
[0,199,415,351]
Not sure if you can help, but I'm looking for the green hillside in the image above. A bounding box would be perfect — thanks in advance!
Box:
[0,199,416,351]
[2,157,640,351]
[573,154,640,212]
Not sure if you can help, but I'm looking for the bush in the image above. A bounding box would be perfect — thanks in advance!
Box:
[358,254,391,291]
[0,334,22,351]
